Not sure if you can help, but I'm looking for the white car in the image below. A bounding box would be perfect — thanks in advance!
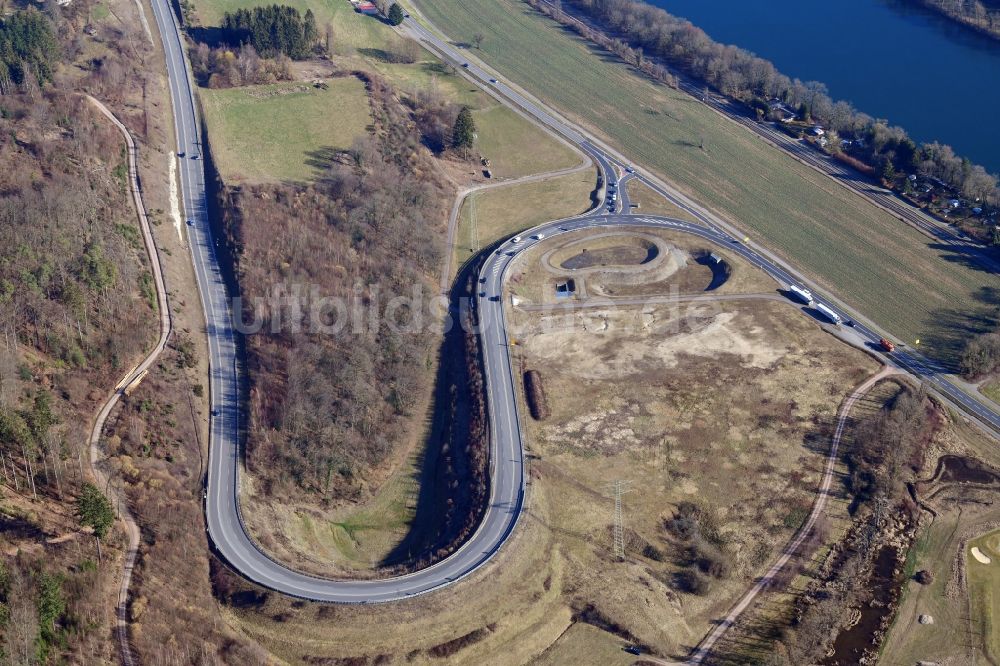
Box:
[511,236,522,243]
[532,233,545,240]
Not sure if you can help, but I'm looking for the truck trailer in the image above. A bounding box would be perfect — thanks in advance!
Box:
[815,302,841,325]
[789,284,813,305]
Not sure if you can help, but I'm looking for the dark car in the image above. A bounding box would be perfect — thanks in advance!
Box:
[489,78,498,84]
[187,219,194,226]
[462,63,469,68]
[623,645,642,655]
[178,151,185,158]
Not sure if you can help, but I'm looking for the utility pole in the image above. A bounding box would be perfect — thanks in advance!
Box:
[610,480,632,561]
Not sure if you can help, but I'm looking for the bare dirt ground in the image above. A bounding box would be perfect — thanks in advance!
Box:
[508,226,778,306]
[218,229,877,664]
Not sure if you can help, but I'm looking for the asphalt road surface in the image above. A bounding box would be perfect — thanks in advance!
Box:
[148,0,1000,624]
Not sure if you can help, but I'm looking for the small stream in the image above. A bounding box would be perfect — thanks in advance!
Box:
[824,546,900,665]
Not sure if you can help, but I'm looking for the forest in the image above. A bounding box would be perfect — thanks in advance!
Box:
[219,72,452,504]
[0,10,156,662]
[0,9,59,90]
[219,5,318,59]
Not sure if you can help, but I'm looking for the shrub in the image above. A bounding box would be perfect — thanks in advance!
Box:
[675,569,711,595]
[388,3,405,26]
[523,369,550,420]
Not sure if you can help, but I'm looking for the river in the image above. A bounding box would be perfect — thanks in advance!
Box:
[651,0,1000,174]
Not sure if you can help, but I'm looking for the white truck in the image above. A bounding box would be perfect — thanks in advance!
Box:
[815,302,842,325]
[789,284,813,305]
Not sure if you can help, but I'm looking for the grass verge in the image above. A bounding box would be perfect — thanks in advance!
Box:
[626,178,699,222]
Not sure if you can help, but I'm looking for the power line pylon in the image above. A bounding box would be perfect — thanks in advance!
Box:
[610,480,632,561]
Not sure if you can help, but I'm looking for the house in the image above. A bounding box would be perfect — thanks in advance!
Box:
[948,199,961,209]
[973,207,983,215]
[812,126,825,136]
[356,1,379,14]
[769,99,794,115]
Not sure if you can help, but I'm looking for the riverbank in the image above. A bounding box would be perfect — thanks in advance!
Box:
[647,0,1000,176]
[909,0,1000,42]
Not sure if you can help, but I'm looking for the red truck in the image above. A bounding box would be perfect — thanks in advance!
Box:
[879,338,896,352]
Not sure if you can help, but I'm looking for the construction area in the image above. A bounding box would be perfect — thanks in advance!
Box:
[502,228,880,656]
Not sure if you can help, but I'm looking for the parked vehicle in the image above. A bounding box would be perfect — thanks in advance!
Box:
[880,338,896,352]
[789,284,813,305]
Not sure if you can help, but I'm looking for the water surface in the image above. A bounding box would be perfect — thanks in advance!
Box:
[652,0,1000,173]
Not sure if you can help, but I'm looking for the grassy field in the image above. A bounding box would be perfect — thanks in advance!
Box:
[201,79,371,183]
[626,179,700,223]
[533,623,637,666]
[981,379,1000,405]
[191,0,582,183]
[412,0,1000,363]
[968,530,1000,663]
[451,169,596,280]
[242,444,423,573]
[472,105,580,179]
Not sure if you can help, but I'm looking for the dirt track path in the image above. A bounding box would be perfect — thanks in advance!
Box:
[439,146,593,293]
[687,364,900,663]
[86,96,173,666]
